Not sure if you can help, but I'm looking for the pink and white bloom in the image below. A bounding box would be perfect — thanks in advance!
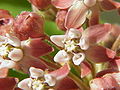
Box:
[51,24,115,66]
[18,64,70,90]
[52,0,120,30]
[0,34,53,73]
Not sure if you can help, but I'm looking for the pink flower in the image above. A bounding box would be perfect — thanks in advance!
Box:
[18,64,70,90]
[51,24,115,66]
[14,11,45,41]
[0,34,53,73]
[28,0,51,10]
[52,0,120,30]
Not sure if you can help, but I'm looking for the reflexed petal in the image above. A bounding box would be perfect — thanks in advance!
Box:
[8,48,23,62]
[0,9,12,18]
[100,0,120,11]
[83,23,111,44]
[50,35,65,47]
[111,72,120,84]
[18,78,32,90]
[65,0,88,29]
[51,0,74,9]
[0,77,18,90]
[48,64,70,80]
[18,55,48,73]
[84,0,96,7]
[72,53,85,65]
[54,50,72,64]
[6,34,21,47]
[55,77,78,90]
[85,45,116,63]
[80,61,92,78]
[29,67,44,78]
[0,60,16,69]
[22,38,53,58]
[56,10,67,31]
[67,28,82,39]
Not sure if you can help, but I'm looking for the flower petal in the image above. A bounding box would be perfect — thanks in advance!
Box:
[0,77,18,90]
[18,78,32,90]
[65,0,88,29]
[22,38,53,58]
[48,64,70,80]
[29,67,44,78]
[84,0,96,7]
[51,0,74,9]
[83,23,111,45]
[18,55,48,73]
[50,35,65,47]
[55,77,78,90]
[0,60,16,69]
[85,45,116,63]
[80,61,92,78]
[54,50,72,64]
[72,53,85,65]
[0,68,9,78]
[100,0,120,11]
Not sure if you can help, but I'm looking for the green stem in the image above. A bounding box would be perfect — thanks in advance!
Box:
[69,72,90,90]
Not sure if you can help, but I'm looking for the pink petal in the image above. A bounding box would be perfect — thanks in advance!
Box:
[49,64,70,80]
[18,55,48,73]
[22,38,53,58]
[55,77,78,90]
[89,7,100,26]
[100,0,120,11]
[51,0,74,9]
[111,72,120,84]
[65,0,88,29]
[109,58,120,71]
[83,24,111,44]
[0,68,9,78]
[0,9,12,18]
[85,45,116,63]
[56,10,67,31]
[0,77,18,90]
[80,61,92,78]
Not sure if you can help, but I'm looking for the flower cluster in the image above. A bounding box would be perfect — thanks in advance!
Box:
[0,0,120,90]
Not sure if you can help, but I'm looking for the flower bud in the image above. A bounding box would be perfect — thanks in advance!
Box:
[28,0,51,10]
[14,12,45,40]
[0,9,14,36]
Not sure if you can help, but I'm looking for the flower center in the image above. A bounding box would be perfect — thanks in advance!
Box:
[29,79,45,90]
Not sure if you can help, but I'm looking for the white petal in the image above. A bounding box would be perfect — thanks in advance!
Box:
[6,34,21,47]
[54,50,72,64]
[0,36,8,46]
[0,60,16,69]
[72,53,85,65]
[84,0,96,7]
[67,28,82,39]
[44,74,56,86]
[50,35,65,47]
[29,67,44,78]
[79,37,89,50]
[8,48,23,62]
[18,78,32,90]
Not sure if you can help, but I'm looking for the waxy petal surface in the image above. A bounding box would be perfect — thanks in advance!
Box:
[85,45,116,63]
[51,0,74,9]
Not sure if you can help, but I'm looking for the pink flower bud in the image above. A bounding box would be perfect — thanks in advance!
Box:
[28,0,51,10]
[14,12,45,40]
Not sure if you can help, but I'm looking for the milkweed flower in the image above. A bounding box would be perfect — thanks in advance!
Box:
[18,64,70,90]
[52,0,120,30]
[0,34,53,73]
[51,24,115,66]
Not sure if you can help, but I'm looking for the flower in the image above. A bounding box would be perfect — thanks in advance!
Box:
[0,9,14,35]
[28,0,51,10]
[51,24,115,66]
[14,11,45,41]
[18,64,70,90]
[0,34,53,73]
[52,0,120,30]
